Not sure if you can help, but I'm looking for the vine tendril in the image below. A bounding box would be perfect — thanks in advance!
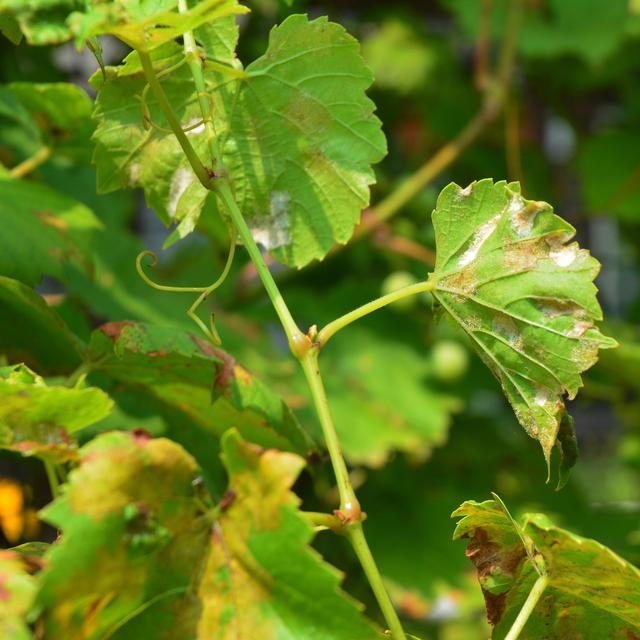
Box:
[136,228,237,345]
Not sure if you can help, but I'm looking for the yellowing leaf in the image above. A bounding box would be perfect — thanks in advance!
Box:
[197,430,382,639]
[453,498,640,638]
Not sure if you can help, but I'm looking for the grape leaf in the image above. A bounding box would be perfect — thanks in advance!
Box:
[0,177,102,287]
[0,0,246,48]
[0,0,81,45]
[90,37,233,228]
[197,429,382,639]
[7,82,94,162]
[0,363,112,462]
[87,321,317,457]
[453,498,640,638]
[429,179,616,475]
[70,0,246,50]
[0,549,37,640]
[37,431,211,639]
[223,14,386,266]
[0,276,84,373]
[90,14,385,266]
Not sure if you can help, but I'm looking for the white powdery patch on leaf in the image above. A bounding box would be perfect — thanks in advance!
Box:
[457,183,473,197]
[248,191,291,250]
[548,240,579,267]
[458,213,501,267]
[509,195,546,238]
[167,167,194,220]
[128,162,142,187]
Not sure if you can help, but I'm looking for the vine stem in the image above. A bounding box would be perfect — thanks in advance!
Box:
[138,49,212,189]
[318,279,437,347]
[141,44,407,640]
[504,574,548,640]
[214,180,304,350]
[177,0,219,167]
[9,146,51,178]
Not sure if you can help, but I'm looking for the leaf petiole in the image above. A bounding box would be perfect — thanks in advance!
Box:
[318,278,437,347]
[504,573,548,640]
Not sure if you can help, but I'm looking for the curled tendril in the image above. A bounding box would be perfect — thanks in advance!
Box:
[135,229,237,345]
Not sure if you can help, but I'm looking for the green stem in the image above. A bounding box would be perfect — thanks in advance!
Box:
[347,522,407,640]
[177,0,219,167]
[299,350,359,518]
[300,350,406,640]
[214,179,304,350]
[138,49,212,189]
[155,46,408,639]
[44,460,61,499]
[504,574,548,640]
[318,279,436,347]
[9,146,51,178]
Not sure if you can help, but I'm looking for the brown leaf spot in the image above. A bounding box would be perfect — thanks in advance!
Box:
[146,349,168,358]
[464,528,526,626]
[99,321,135,340]
[35,210,68,231]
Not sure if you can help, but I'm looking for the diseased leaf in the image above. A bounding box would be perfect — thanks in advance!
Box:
[37,431,211,639]
[0,177,102,286]
[452,498,640,638]
[0,363,112,462]
[197,430,382,640]
[429,179,616,474]
[87,321,317,457]
[224,14,387,266]
[0,549,38,640]
[0,276,84,373]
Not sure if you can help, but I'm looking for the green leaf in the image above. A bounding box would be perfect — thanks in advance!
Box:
[70,0,247,50]
[197,429,382,639]
[0,363,113,462]
[429,179,616,474]
[452,498,640,638]
[0,0,81,45]
[322,328,456,466]
[87,321,317,457]
[0,0,247,48]
[0,176,102,286]
[224,14,387,267]
[0,276,84,373]
[7,82,94,162]
[90,14,386,266]
[90,40,230,227]
[0,549,37,640]
[37,431,211,638]
[0,10,22,44]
